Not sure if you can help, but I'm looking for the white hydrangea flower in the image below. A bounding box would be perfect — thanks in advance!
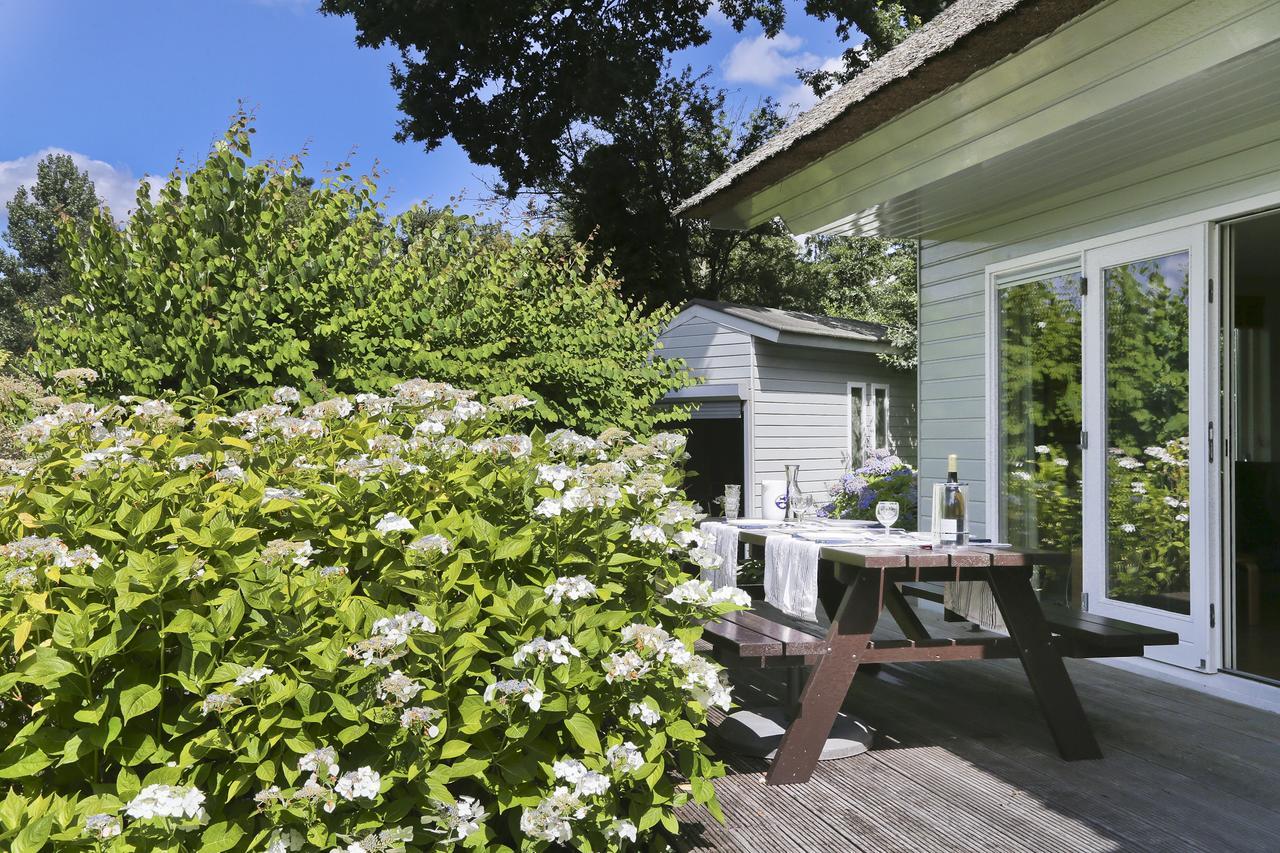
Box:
[686,548,724,572]
[260,539,315,569]
[621,623,671,652]
[606,741,644,775]
[302,397,354,420]
[201,692,242,714]
[235,666,274,686]
[265,828,305,852]
[82,813,122,840]
[533,498,564,518]
[673,529,708,550]
[681,656,733,710]
[215,463,246,482]
[553,758,611,797]
[335,766,381,801]
[262,486,304,505]
[270,416,326,441]
[1034,444,1050,454]
[514,636,581,667]
[426,795,489,842]
[406,534,452,562]
[665,578,715,605]
[630,701,661,726]
[630,524,667,544]
[400,706,444,736]
[125,784,206,822]
[4,566,37,590]
[1117,457,1143,470]
[608,819,638,843]
[537,463,579,491]
[520,786,587,843]
[484,679,544,711]
[298,746,340,780]
[172,452,210,471]
[710,586,752,607]
[545,575,597,604]
[272,386,301,405]
[490,393,535,411]
[371,610,437,643]
[374,512,414,535]
[376,670,424,705]
[656,502,699,527]
[53,366,99,387]
[604,651,651,684]
[1120,523,1136,533]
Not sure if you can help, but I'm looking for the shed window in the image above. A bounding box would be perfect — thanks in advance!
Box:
[849,382,891,464]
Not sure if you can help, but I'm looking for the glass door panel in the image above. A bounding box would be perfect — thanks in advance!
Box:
[997,270,1084,606]
[1103,252,1192,614]
[1083,226,1211,670]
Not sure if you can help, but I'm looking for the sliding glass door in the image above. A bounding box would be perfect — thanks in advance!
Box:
[1082,226,1212,670]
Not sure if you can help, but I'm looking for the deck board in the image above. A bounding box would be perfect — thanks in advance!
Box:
[677,611,1280,853]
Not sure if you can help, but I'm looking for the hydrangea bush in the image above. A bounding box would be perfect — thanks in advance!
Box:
[0,380,744,851]
[1006,439,1189,604]
[820,450,917,529]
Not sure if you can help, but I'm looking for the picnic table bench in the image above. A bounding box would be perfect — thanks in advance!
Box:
[700,527,1178,786]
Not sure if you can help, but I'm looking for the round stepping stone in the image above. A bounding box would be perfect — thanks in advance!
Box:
[714,706,873,761]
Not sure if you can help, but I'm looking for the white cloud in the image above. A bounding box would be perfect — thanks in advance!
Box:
[776,56,845,112]
[0,148,166,231]
[722,32,820,87]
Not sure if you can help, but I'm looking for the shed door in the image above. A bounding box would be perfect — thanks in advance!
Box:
[1081,226,1213,671]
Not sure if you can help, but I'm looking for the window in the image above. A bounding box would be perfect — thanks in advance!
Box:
[995,263,1083,602]
[849,382,891,465]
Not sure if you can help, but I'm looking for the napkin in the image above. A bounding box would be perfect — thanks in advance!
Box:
[699,521,739,589]
[764,533,821,623]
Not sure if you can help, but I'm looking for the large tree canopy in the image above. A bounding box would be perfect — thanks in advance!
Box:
[320,0,950,194]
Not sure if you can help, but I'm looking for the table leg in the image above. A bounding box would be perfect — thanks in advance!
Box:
[766,568,883,785]
[985,567,1103,761]
[884,583,931,641]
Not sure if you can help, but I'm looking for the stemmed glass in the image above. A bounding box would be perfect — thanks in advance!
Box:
[875,501,900,533]
[795,493,816,523]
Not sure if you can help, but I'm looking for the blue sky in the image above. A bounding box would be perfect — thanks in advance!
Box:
[0,0,847,231]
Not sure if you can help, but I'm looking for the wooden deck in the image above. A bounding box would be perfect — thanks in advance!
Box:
[677,614,1280,852]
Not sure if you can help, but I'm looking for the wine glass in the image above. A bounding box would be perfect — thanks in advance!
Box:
[875,501,900,533]
[795,493,816,523]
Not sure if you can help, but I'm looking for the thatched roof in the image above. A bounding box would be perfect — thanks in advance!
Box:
[677,0,1104,221]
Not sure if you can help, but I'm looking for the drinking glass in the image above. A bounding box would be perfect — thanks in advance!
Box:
[875,501,900,532]
[723,484,742,520]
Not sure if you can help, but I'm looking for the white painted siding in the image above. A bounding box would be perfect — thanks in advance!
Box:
[918,115,1280,534]
[752,340,916,515]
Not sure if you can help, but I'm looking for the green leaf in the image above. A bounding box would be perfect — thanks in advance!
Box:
[438,739,469,760]
[0,747,51,779]
[12,813,53,853]
[119,684,161,723]
[563,713,601,754]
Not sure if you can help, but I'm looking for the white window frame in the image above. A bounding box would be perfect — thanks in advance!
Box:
[848,381,892,466]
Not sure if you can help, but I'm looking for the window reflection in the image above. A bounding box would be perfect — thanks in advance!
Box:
[999,272,1083,604]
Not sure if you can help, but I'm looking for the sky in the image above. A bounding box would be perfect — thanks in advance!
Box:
[0,0,849,233]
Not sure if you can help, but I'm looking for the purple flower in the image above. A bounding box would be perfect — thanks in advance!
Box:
[858,489,878,511]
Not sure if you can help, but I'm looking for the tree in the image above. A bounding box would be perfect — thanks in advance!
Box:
[552,68,822,308]
[320,1,952,196]
[0,153,103,352]
[808,235,918,368]
[32,116,692,435]
[800,1,951,96]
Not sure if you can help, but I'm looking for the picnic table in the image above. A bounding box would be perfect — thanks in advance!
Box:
[698,522,1177,786]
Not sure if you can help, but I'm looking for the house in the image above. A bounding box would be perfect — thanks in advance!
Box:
[678,0,1280,707]
[658,299,916,516]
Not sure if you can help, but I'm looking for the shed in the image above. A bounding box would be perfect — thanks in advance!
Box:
[658,299,916,516]
[678,0,1280,701]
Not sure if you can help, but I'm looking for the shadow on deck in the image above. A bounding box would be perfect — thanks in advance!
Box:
[676,618,1280,852]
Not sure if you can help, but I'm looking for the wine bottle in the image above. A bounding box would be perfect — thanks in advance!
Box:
[939,454,968,546]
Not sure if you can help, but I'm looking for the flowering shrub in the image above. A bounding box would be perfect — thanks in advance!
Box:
[0,380,744,851]
[31,114,692,436]
[821,450,917,529]
[1006,440,1189,606]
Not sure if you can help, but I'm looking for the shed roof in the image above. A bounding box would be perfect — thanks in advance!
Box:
[688,299,888,344]
[676,0,1103,221]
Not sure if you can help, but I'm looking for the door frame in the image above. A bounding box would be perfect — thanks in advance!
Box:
[1080,225,1214,671]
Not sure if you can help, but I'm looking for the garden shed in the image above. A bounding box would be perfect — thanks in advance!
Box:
[657,299,916,516]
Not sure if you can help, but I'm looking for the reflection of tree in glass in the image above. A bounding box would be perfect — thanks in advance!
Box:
[1104,253,1191,612]
[1105,255,1190,451]
[999,276,1083,601]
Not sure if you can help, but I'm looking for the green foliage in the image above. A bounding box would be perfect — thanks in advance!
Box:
[0,352,50,457]
[800,1,952,96]
[0,381,746,851]
[31,116,691,436]
[0,153,104,353]
[810,236,919,370]
[318,0,952,195]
